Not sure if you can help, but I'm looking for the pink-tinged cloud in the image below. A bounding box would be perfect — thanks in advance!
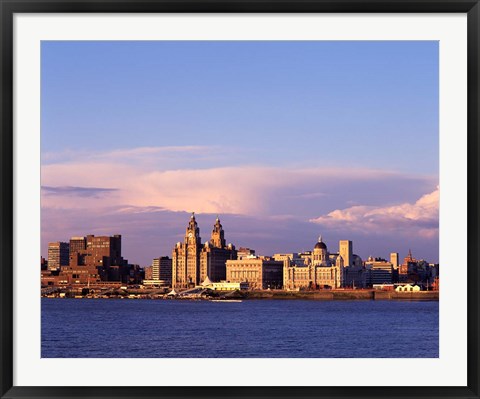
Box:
[310,187,439,238]
[41,145,437,217]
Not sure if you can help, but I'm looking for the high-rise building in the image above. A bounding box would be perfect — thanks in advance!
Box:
[63,234,126,283]
[172,213,203,288]
[152,256,173,284]
[339,240,353,267]
[390,252,399,269]
[47,242,69,270]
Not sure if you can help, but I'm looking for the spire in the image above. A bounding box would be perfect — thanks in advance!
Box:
[191,212,195,219]
[318,235,323,243]
[407,249,413,260]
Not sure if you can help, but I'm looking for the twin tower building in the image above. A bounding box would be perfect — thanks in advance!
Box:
[172,213,236,288]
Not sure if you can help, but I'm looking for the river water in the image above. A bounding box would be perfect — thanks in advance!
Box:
[41,298,438,358]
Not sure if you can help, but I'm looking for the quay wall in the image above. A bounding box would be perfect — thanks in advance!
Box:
[245,290,438,301]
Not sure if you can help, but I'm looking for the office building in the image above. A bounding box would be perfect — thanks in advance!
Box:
[390,252,399,269]
[365,257,394,286]
[48,242,69,270]
[226,257,283,289]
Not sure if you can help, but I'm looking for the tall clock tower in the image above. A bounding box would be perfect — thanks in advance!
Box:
[172,213,202,288]
[185,212,201,246]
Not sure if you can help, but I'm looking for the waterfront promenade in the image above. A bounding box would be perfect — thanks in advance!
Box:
[41,286,439,301]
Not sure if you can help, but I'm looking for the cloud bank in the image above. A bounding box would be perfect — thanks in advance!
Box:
[310,187,439,238]
[41,145,437,216]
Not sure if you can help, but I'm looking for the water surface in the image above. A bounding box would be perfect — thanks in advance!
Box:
[41,298,438,358]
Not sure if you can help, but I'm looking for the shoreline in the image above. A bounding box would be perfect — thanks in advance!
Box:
[41,289,439,301]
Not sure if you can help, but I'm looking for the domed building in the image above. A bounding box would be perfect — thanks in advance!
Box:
[283,236,366,290]
[312,236,329,266]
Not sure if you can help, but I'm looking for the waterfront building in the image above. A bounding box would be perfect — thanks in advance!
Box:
[200,277,249,291]
[226,257,283,289]
[283,237,366,290]
[284,238,348,290]
[373,283,395,291]
[312,237,344,288]
[200,217,237,283]
[343,255,366,288]
[62,234,128,284]
[365,257,394,286]
[172,213,203,288]
[395,283,421,292]
[143,257,172,286]
[152,256,173,284]
[172,214,237,288]
[48,241,69,270]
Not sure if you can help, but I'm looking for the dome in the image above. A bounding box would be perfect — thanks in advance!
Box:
[314,241,327,250]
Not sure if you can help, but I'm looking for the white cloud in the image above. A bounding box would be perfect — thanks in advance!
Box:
[310,187,439,238]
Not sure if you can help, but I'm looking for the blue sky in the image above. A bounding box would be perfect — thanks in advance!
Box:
[41,41,439,265]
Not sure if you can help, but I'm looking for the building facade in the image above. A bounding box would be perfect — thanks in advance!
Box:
[200,217,237,282]
[365,257,394,286]
[390,252,399,269]
[226,258,283,289]
[153,256,173,283]
[47,242,70,270]
[284,237,344,290]
[172,214,236,288]
[61,234,127,284]
[283,237,366,290]
[339,240,353,267]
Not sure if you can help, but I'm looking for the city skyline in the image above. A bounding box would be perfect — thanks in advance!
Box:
[41,41,439,265]
[43,215,435,267]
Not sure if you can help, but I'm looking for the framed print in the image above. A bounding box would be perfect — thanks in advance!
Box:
[1,1,479,398]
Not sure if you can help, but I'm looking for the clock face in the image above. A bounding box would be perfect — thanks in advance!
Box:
[188,233,193,238]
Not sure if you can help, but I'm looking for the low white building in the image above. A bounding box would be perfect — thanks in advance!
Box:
[200,276,249,291]
[395,283,421,292]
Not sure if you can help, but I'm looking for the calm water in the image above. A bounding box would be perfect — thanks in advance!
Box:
[42,298,438,358]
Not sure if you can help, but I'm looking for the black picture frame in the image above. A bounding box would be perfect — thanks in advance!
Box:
[1,1,479,398]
